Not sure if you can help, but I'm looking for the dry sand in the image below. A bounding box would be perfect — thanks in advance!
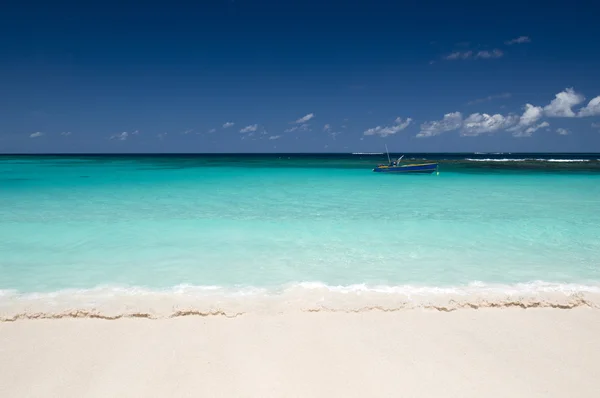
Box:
[1,308,599,397]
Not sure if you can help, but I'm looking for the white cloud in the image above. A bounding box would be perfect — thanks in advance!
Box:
[467,93,511,105]
[512,121,550,138]
[475,49,504,59]
[60,131,71,136]
[323,123,338,136]
[182,129,194,134]
[444,49,503,60]
[543,88,585,117]
[505,36,531,45]
[294,113,315,123]
[519,104,544,125]
[110,132,128,141]
[222,122,235,128]
[284,123,311,133]
[364,117,412,138]
[577,96,600,117]
[444,51,472,60]
[268,135,281,140]
[240,124,258,133]
[322,123,342,138]
[417,112,462,138]
[157,132,168,140]
[524,121,550,135]
[30,132,44,138]
[506,104,544,134]
[208,128,217,133]
[397,87,599,139]
[131,130,140,135]
[461,113,519,136]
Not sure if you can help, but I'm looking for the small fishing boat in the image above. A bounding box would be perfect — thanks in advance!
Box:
[372,145,438,174]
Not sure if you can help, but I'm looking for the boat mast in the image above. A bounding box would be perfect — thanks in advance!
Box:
[385,144,391,164]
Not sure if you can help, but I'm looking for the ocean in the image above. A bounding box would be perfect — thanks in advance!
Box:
[1,153,600,317]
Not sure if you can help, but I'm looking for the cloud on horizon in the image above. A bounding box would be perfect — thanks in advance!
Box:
[461,113,519,136]
[418,87,600,138]
[543,88,585,117]
[417,113,463,137]
[506,104,544,135]
[578,96,600,117]
[364,117,413,137]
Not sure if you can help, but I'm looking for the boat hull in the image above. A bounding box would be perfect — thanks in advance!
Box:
[373,163,438,174]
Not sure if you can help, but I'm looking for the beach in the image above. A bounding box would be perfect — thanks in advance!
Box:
[2,308,599,398]
[1,154,600,396]
[3,0,600,393]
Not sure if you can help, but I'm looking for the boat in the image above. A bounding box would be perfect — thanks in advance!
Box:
[372,145,438,174]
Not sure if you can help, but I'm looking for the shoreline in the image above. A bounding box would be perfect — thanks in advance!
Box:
[2,308,599,397]
[2,286,600,321]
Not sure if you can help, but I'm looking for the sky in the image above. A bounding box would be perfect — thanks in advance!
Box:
[1,0,600,153]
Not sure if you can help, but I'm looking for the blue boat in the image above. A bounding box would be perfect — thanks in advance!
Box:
[373,162,438,173]
[372,145,439,174]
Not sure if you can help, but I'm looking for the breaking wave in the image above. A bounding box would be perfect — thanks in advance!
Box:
[466,158,527,162]
[466,158,591,162]
[2,281,599,320]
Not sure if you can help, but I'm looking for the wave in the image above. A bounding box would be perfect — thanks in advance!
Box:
[544,159,590,162]
[2,281,599,320]
[465,158,591,162]
[466,158,527,162]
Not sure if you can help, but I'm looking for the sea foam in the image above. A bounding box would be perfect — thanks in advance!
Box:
[465,158,591,162]
[2,281,599,321]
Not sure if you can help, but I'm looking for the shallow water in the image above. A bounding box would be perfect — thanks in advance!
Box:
[1,154,599,313]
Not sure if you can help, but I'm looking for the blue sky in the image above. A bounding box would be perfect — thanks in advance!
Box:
[1,0,600,153]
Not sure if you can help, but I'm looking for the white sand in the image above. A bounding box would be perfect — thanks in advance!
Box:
[1,308,599,397]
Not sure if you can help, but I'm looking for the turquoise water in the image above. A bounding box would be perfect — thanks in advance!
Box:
[1,154,600,303]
